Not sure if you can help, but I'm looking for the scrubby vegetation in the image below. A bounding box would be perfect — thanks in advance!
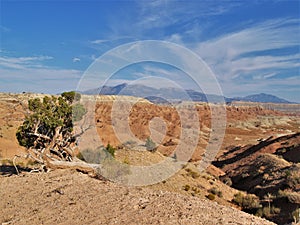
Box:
[206,193,215,200]
[209,187,223,198]
[185,168,200,179]
[217,134,300,225]
[233,192,261,211]
[145,137,156,152]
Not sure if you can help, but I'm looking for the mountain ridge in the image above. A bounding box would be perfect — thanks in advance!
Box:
[82,83,294,104]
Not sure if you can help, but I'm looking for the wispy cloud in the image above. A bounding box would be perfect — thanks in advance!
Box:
[197,18,299,62]
[136,0,240,30]
[0,66,82,94]
[193,18,300,98]
[0,25,11,32]
[0,55,81,93]
[91,0,239,45]
[0,55,53,70]
[90,39,108,44]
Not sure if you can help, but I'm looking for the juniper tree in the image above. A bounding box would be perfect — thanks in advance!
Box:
[16,91,87,167]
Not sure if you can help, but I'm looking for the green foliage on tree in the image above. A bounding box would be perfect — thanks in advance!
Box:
[16,91,86,163]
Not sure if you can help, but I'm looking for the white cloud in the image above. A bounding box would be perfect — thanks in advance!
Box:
[90,39,108,44]
[136,1,240,30]
[0,67,82,94]
[194,18,299,84]
[166,34,182,44]
[0,55,53,70]
[0,55,81,93]
[72,57,81,63]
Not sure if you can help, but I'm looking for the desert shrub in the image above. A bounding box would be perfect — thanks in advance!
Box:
[278,190,300,204]
[286,171,300,189]
[80,149,102,163]
[185,168,191,172]
[209,187,223,197]
[123,156,130,165]
[0,159,13,165]
[285,170,291,177]
[256,207,267,218]
[80,146,112,163]
[233,192,261,210]
[191,171,200,179]
[201,173,213,180]
[292,208,300,223]
[185,168,200,179]
[96,156,131,182]
[123,140,137,148]
[221,177,232,186]
[192,187,200,194]
[271,206,281,214]
[206,193,215,200]
[105,143,116,157]
[183,184,190,191]
[25,159,39,166]
[145,137,156,152]
[72,103,86,121]
[256,206,281,218]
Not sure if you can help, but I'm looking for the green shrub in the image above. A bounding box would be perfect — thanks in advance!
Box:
[105,143,116,157]
[72,103,86,122]
[145,137,156,152]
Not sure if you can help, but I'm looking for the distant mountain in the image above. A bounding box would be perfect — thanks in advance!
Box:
[82,84,292,104]
[83,83,128,95]
[231,93,291,104]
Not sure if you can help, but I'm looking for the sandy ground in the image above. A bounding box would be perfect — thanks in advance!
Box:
[0,169,275,225]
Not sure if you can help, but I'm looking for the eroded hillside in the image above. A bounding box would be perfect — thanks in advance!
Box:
[0,92,299,225]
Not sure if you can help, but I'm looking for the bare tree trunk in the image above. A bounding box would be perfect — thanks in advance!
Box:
[45,157,101,177]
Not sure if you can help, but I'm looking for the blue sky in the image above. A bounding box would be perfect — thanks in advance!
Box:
[0,0,299,102]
